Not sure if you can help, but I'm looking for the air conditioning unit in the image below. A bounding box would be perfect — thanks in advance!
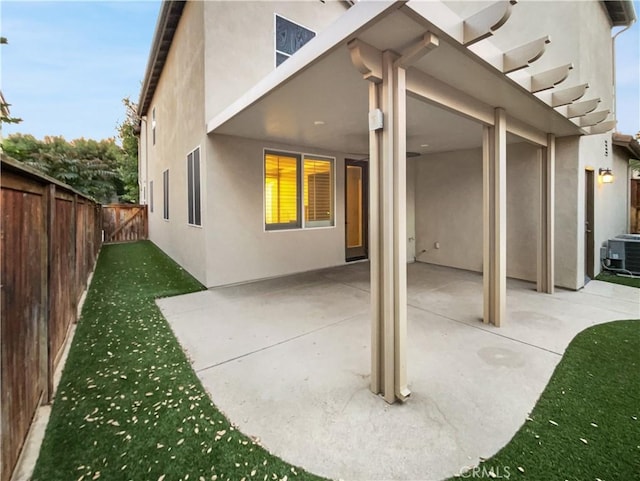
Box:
[605,235,640,274]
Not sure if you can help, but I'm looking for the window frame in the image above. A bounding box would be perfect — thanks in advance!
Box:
[186,146,202,227]
[263,148,335,232]
[273,14,317,67]
[162,169,169,221]
[149,180,154,213]
[152,107,156,146]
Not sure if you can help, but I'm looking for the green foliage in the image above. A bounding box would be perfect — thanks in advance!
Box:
[116,97,140,203]
[33,241,326,481]
[3,134,122,203]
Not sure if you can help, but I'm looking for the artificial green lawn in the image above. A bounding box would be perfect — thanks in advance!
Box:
[33,241,326,481]
[596,271,640,289]
[450,319,640,480]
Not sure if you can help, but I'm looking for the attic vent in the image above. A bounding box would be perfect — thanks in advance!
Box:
[605,139,609,157]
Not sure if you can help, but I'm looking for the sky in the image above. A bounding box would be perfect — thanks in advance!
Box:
[1,0,639,141]
[1,1,161,141]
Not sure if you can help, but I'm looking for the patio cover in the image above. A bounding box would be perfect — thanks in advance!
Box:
[206,0,611,403]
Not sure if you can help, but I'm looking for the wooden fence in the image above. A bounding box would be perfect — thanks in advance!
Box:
[102,204,148,243]
[632,179,640,234]
[1,156,101,481]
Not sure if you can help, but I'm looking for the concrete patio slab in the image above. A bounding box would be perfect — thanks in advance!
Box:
[157,263,639,481]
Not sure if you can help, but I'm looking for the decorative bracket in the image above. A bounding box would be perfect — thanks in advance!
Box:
[589,120,617,134]
[503,36,550,73]
[463,0,517,46]
[566,98,600,118]
[348,39,383,83]
[550,83,589,107]
[530,63,573,93]
[579,109,610,127]
[395,32,439,69]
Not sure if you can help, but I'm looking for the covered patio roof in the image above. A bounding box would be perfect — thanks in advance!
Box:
[207,0,605,154]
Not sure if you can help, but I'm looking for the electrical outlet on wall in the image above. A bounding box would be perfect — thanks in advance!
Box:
[434,242,440,249]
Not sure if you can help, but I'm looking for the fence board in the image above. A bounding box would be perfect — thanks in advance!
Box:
[1,179,46,481]
[1,156,101,481]
[102,204,148,243]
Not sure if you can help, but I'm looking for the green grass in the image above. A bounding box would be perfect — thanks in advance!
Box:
[596,271,640,289]
[33,241,326,481]
[450,320,640,480]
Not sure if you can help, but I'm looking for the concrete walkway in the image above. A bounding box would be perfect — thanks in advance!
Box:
[157,263,640,481]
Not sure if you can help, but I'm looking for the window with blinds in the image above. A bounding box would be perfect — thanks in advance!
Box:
[265,152,300,229]
[264,151,334,230]
[304,158,333,227]
[187,147,201,226]
[149,180,154,213]
[162,169,169,220]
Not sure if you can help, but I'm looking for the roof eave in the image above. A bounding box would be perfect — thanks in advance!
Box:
[613,132,640,159]
[137,1,186,117]
[603,0,637,27]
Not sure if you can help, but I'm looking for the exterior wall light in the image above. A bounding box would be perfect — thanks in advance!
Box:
[599,168,614,183]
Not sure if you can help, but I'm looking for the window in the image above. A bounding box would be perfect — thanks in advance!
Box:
[264,150,334,230]
[304,157,333,227]
[275,15,315,67]
[152,107,156,145]
[162,169,169,220]
[149,180,154,213]
[187,147,201,226]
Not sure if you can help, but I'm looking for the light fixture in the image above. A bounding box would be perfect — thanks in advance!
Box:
[313,120,325,126]
[599,168,614,184]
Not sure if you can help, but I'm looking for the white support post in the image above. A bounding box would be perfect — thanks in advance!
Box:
[368,51,410,403]
[483,108,507,326]
[537,134,555,293]
[369,81,382,395]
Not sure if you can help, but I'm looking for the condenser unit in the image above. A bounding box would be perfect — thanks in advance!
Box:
[605,235,640,274]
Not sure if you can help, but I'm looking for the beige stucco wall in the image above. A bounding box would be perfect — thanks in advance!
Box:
[581,134,630,278]
[203,1,348,122]
[414,143,550,283]
[144,1,208,284]
[205,134,350,287]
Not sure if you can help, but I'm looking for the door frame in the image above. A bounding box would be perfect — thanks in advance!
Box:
[585,169,595,280]
[345,159,369,261]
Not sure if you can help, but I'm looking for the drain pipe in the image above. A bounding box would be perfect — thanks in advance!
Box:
[611,20,636,124]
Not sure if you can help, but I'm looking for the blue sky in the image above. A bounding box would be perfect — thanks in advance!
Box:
[1,1,639,141]
[1,1,160,141]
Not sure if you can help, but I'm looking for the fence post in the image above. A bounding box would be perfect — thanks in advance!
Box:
[72,194,79,322]
[43,184,55,403]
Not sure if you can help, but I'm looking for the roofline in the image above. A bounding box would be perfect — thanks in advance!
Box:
[613,132,640,159]
[603,0,637,27]
[138,1,186,117]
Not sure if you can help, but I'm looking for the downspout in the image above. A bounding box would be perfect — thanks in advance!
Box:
[611,20,635,125]
[139,116,149,205]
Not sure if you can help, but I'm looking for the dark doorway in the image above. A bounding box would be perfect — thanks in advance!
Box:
[345,160,368,261]
[585,169,595,281]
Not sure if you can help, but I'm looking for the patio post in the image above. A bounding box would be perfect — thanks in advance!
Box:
[537,134,555,293]
[368,50,410,403]
[483,108,507,326]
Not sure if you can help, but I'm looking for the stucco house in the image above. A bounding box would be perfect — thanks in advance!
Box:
[137,0,638,402]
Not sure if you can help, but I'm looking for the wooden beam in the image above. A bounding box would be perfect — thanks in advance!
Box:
[463,0,518,46]
[537,135,555,294]
[348,38,383,83]
[550,83,589,107]
[566,98,600,118]
[579,109,610,127]
[503,36,550,74]
[395,32,439,69]
[589,119,617,135]
[530,63,573,93]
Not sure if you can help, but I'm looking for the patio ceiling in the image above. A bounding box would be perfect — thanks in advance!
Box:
[208,1,587,156]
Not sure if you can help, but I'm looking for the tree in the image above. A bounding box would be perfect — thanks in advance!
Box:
[2,134,121,203]
[116,97,139,203]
